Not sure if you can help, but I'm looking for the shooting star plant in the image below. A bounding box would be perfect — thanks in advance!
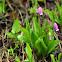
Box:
[6,18,60,61]
[36,7,43,15]
[49,32,51,41]
[54,23,59,31]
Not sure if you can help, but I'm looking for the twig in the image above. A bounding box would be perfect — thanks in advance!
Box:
[44,0,47,9]
[6,0,14,11]
[43,56,47,62]
[5,51,9,62]
[21,33,24,62]
[54,32,61,49]
[18,9,23,23]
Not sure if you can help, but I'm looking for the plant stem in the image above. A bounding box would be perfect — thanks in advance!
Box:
[43,56,47,62]
[27,0,30,7]
[38,18,41,37]
[44,0,46,9]
[22,42,24,62]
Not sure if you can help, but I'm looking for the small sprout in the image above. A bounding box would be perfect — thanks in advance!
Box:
[54,23,59,31]
[36,7,43,15]
[49,32,51,41]
[15,56,21,62]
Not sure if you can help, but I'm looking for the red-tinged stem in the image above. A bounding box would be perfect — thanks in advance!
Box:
[58,31,60,35]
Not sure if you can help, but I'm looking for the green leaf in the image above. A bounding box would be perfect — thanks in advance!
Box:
[60,0,62,3]
[14,44,19,50]
[26,18,30,31]
[20,27,31,43]
[15,56,21,62]
[37,0,45,2]
[58,53,62,62]
[26,43,33,62]
[0,3,3,15]
[41,26,45,36]
[8,46,14,56]
[53,8,62,25]
[55,2,62,21]
[47,40,60,54]
[48,10,54,22]
[6,31,17,39]
[50,54,55,62]
[11,19,21,34]
[0,0,7,15]
[30,6,37,14]
[56,59,59,62]
[2,0,5,12]
[33,17,39,38]
[55,2,60,15]
[45,20,49,27]
[30,29,37,47]
[24,60,29,62]
[17,35,27,43]
[35,37,47,56]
